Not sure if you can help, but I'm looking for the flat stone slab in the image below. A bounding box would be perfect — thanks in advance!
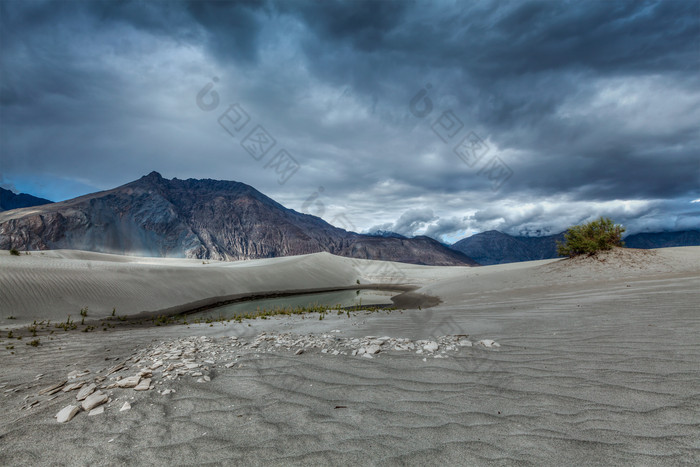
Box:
[56,405,80,423]
[81,391,108,411]
[76,383,97,401]
[133,378,151,391]
[116,376,141,388]
[88,406,105,416]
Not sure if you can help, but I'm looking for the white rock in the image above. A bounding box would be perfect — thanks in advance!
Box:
[477,339,500,348]
[134,378,151,391]
[458,339,473,347]
[366,344,381,355]
[295,349,304,355]
[76,383,96,401]
[62,381,84,392]
[120,401,131,412]
[56,405,80,423]
[82,391,108,411]
[423,342,439,352]
[116,376,141,388]
[150,360,163,370]
[88,406,105,416]
[361,353,373,359]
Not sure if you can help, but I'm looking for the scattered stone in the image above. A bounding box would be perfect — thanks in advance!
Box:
[76,383,97,401]
[63,382,85,392]
[477,339,500,348]
[67,370,90,380]
[56,405,80,423]
[106,363,125,376]
[133,378,151,391]
[115,376,140,388]
[39,381,66,396]
[88,406,105,416]
[82,391,108,411]
[295,349,304,355]
[120,401,131,412]
[423,342,439,352]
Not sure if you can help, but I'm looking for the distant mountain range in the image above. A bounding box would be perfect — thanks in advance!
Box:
[450,230,565,266]
[450,229,700,265]
[0,187,52,212]
[0,172,477,266]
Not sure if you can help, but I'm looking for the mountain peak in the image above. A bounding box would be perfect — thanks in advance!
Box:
[143,171,164,180]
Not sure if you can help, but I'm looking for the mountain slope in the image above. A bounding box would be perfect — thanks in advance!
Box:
[0,172,477,266]
[450,230,564,266]
[451,229,700,265]
[624,230,700,249]
[0,187,52,212]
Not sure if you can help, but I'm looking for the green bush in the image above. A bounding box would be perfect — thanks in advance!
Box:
[9,248,20,256]
[557,217,625,257]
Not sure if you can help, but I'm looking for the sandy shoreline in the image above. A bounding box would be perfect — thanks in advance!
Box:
[1,247,699,465]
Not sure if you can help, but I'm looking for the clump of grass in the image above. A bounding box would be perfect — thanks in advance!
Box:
[557,217,625,257]
[7,330,13,339]
[55,315,77,331]
[7,315,16,320]
[28,339,40,347]
[9,248,20,256]
[79,306,88,325]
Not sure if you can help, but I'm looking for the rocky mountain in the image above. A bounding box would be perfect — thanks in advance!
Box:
[0,172,477,266]
[450,229,700,265]
[367,230,407,239]
[624,230,700,249]
[450,230,565,266]
[0,187,52,212]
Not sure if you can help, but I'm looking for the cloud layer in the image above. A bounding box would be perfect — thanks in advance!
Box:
[1,0,698,240]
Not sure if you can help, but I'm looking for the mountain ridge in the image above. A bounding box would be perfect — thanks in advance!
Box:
[0,172,477,266]
[450,229,700,265]
[0,187,53,212]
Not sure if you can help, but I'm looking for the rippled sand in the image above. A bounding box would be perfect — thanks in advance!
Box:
[1,247,699,465]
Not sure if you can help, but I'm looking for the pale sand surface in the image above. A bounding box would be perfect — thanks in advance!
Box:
[1,247,699,465]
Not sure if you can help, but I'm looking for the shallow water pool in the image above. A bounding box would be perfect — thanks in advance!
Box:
[188,289,399,320]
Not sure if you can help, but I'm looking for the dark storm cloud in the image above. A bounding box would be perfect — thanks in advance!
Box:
[0,0,698,241]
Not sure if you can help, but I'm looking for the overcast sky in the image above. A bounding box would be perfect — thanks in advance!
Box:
[1,0,698,242]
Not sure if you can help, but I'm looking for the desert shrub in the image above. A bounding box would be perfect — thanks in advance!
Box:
[557,217,625,257]
[9,248,20,256]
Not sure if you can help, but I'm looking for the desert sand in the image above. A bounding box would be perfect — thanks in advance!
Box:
[1,247,699,465]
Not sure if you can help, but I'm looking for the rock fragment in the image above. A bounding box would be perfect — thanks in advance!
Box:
[39,381,66,396]
[76,383,97,401]
[56,405,80,423]
[116,376,141,388]
[82,391,108,411]
[133,378,151,391]
[88,406,105,416]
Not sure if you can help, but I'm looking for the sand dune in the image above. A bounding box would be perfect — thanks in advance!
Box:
[1,247,699,465]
